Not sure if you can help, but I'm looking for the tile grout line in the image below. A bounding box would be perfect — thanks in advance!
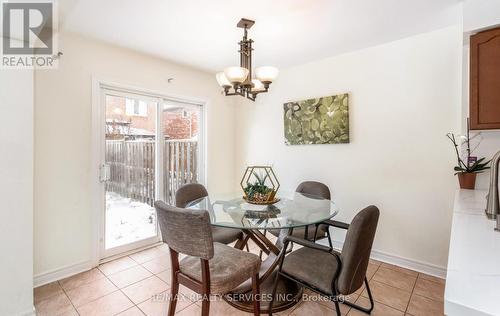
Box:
[371,269,417,293]
[97,264,137,277]
[104,254,169,285]
[119,287,145,316]
[110,250,168,310]
[361,279,412,313]
[117,305,146,316]
[371,266,445,315]
[417,273,446,286]
[404,273,420,315]
[101,270,136,315]
[66,266,137,314]
[414,274,446,310]
[105,253,171,315]
[380,262,419,278]
[57,279,82,316]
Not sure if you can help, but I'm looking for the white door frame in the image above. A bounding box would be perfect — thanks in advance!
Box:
[91,77,207,263]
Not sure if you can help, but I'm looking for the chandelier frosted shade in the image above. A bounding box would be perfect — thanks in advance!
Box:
[224,67,249,84]
[251,79,265,92]
[216,72,231,87]
[255,66,279,83]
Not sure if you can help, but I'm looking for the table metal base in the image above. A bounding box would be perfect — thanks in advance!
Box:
[225,269,303,313]
[227,228,303,314]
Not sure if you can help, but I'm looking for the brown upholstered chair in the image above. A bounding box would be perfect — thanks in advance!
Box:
[269,205,380,316]
[175,183,244,245]
[155,201,261,316]
[269,181,332,244]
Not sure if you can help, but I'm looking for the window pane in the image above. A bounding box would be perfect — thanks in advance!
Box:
[163,104,199,140]
[162,103,200,204]
[105,94,158,249]
[138,100,148,116]
[125,98,135,116]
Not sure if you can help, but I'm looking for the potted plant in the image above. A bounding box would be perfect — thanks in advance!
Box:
[241,166,280,204]
[446,120,490,189]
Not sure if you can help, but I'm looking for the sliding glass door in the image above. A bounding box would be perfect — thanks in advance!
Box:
[99,87,203,258]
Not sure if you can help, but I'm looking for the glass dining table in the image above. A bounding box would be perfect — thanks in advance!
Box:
[186,191,340,313]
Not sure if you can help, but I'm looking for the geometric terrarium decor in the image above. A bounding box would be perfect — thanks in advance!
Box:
[284,93,349,145]
[240,166,280,205]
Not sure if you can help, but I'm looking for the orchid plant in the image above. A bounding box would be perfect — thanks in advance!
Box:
[446,119,490,174]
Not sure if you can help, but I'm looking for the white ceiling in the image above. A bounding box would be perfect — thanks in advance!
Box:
[59,0,462,73]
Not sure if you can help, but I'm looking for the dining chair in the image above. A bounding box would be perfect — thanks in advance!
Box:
[175,183,245,245]
[268,205,380,316]
[269,181,333,245]
[155,201,261,316]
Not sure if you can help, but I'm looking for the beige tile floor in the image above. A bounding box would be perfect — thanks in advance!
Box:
[34,241,446,316]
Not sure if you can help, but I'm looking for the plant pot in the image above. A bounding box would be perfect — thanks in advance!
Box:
[457,172,477,189]
[243,191,279,205]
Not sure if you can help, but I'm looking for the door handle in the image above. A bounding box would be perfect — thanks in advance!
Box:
[99,163,111,182]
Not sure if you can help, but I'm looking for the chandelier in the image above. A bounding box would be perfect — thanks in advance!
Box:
[216,18,279,101]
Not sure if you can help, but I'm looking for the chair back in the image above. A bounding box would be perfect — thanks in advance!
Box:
[337,205,379,295]
[175,183,208,208]
[296,181,331,200]
[154,200,214,260]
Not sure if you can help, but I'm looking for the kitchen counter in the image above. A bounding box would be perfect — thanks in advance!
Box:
[445,189,500,316]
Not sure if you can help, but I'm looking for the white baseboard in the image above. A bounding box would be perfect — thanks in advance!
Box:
[33,243,161,288]
[33,260,94,288]
[322,239,447,279]
[33,240,446,289]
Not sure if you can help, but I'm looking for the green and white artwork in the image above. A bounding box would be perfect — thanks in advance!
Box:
[284,93,349,145]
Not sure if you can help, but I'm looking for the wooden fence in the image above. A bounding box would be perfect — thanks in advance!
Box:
[105,139,198,206]
[163,140,198,204]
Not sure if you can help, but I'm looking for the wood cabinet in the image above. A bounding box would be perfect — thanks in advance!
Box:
[470,27,500,130]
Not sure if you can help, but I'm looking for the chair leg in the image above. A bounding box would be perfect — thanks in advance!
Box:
[252,273,260,316]
[341,277,374,314]
[235,233,247,250]
[270,239,292,316]
[200,259,211,316]
[201,299,210,316]
[326,227,333,248]
[333,299,342,316]
[168,273,179,316]
[259,230,268,258]
[168,249,180,316]
[364,277,375,312]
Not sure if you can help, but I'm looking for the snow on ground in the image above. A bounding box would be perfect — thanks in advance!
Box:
[106,192,157,249]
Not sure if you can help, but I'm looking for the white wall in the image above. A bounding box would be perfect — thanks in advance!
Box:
[0,46,34,314]
[34,32,236,279]
[235,26,462,271]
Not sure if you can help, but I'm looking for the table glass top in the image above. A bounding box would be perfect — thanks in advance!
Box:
[185,192,339,229]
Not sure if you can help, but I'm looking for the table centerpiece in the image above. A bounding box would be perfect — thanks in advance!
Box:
[240,166,280,205]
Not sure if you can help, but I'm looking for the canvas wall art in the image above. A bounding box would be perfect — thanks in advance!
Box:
[283,93,349,145]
